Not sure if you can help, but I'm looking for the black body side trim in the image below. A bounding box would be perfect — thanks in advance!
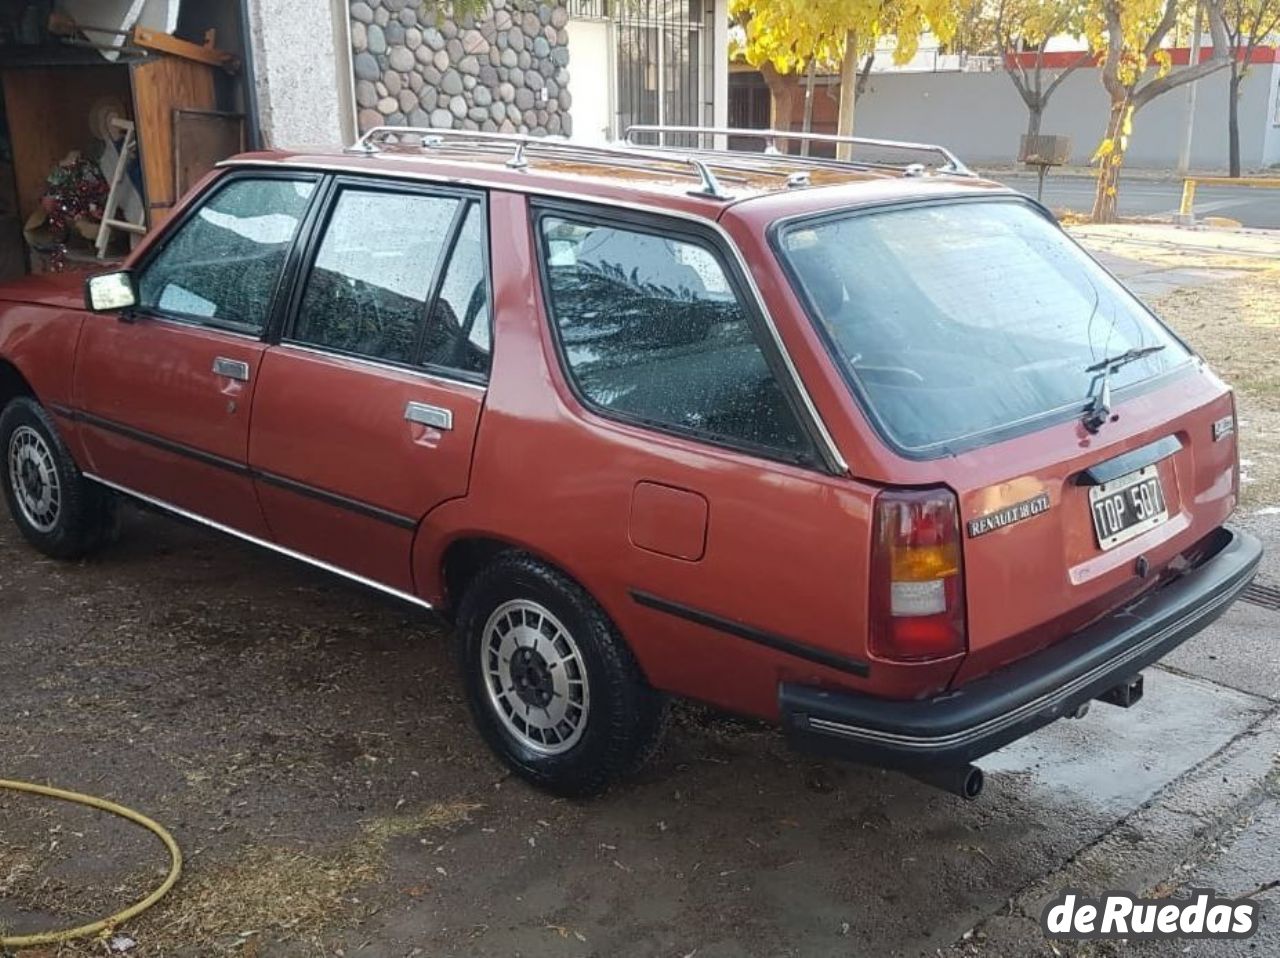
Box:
[71,408,417,530]
[779,526,1261,769]
[254,470,418,530]
[78,409,249,475]
[630,590,871,678]
[1077,434,1183,486]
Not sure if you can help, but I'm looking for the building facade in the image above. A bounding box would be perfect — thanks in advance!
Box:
[243,0,728,149]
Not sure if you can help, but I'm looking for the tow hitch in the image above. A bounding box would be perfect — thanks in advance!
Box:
[1096,673,1145,708]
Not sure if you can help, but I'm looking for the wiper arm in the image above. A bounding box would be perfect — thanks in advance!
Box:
[1082,345,1166,434]
[1085,344,1167,374]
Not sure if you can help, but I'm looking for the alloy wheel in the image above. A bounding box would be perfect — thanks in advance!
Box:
[7,425,61,533]
[482,598,591,755]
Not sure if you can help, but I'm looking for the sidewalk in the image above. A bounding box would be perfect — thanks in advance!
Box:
[1071,222,1280,298]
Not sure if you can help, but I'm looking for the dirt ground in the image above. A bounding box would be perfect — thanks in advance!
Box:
[0,513,1115,957]
[1152,272,1280,508]
[1,228,1277,957]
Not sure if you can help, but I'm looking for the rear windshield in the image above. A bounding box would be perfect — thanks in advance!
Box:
[776,200,1192,454]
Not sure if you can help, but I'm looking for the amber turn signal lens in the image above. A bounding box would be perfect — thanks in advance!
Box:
[870,487,967,662]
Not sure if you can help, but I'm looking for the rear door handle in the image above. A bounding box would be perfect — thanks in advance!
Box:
[212,357,250,382]
[405,401,453,431]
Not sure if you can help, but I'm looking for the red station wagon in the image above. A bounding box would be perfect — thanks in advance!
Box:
[0,127,1262,799]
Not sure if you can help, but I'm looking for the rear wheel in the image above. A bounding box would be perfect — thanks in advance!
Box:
[457,553,668,796]
[0,397,113,559]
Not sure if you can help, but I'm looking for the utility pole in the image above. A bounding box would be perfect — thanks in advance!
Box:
[1177,1,1204,174]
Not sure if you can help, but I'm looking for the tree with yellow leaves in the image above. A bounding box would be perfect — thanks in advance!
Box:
[992,0,1092,138]
[730,0,957,153]
[1087,0,1229,221]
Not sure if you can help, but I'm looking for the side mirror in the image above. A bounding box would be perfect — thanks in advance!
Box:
[85,271,138,313]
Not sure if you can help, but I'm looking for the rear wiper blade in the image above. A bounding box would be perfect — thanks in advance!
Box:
[1082,345,1166,433]
[1085,344,1167,374]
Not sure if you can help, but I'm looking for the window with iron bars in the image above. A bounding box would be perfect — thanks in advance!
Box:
[565,0,713,143]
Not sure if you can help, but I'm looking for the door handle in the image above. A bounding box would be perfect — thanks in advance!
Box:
[212,357,250,382]
[404,401,453,431]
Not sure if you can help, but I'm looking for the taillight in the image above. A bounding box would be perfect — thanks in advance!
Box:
[870,487,967,662]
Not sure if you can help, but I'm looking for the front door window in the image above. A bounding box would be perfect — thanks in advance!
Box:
[137,177,316,333]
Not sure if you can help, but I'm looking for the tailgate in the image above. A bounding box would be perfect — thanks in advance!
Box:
[951,369,1238,685]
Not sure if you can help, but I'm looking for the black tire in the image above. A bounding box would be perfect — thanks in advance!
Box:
[0,397,113,559]
[456,552,669,797]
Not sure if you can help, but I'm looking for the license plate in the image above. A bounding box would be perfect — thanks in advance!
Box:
[1089,465,1168,550]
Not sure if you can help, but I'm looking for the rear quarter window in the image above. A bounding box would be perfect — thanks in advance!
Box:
[536,213,817,464]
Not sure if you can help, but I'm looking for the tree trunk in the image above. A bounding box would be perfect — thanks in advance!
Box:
[1228,65,1243,177]
[801,58,817,156]
[1091,98,1129,223]
[760,62,800,153]
[836,30,858,160]
[1025,102,1043,139]
[856,52,875,98]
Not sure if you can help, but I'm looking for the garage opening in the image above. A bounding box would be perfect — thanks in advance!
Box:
[0,0,258,279]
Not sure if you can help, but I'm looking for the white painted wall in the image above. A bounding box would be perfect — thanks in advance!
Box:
[712,0,728,136]
[566,18,612,142]
[850,62,1280,171]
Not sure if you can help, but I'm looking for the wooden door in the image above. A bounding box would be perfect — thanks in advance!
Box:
[129,56,217,227]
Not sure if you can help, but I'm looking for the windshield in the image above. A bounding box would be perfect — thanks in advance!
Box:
[776,200,1192,454]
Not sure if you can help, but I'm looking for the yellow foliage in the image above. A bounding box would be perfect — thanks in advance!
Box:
[729,0,958,74]
[995,0,1089,49]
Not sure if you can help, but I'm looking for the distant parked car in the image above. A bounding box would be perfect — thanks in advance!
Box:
[0,127,1261,798]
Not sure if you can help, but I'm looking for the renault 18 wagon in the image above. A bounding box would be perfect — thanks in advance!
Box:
[0,126,1262,798]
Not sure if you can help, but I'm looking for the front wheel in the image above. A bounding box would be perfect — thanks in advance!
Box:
[456,553,668,797]
[0,397,113,559]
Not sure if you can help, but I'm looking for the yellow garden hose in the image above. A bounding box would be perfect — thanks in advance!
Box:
[0,779,182,950]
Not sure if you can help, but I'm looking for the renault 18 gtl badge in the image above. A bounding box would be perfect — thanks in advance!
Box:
[967,492,1052,538]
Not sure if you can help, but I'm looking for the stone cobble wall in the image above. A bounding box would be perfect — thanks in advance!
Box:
[350,0,572,137]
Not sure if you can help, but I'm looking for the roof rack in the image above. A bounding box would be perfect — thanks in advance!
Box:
[625,125,974,177]
[346,126,737,200]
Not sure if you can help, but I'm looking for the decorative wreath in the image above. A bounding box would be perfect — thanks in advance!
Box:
[27,153,110,270]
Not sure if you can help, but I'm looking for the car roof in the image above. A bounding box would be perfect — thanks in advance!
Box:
[220,138,1017,224]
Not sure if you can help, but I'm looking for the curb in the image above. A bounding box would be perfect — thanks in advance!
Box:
[943,706,1280,955]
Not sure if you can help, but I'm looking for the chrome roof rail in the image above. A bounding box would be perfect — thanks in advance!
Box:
[345,126,734,199]
[624,124,975,177]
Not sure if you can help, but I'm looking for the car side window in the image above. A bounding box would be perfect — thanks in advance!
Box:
[292,187,460,365]
[420,202,491,376]
[137,177,315,332]
[537,214,816,461]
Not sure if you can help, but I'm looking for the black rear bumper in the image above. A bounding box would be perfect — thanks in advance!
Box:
[780,526,1263,769]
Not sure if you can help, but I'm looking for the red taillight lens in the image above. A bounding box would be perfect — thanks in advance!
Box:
[870,487,967,662]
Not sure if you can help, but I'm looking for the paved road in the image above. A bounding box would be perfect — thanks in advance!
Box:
[992,171,1280,228]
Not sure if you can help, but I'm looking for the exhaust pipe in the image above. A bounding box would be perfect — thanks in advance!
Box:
[907,764,984,800]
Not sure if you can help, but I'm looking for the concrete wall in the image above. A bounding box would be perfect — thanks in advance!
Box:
[847,63,1280,171]
[245,0,355,147]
